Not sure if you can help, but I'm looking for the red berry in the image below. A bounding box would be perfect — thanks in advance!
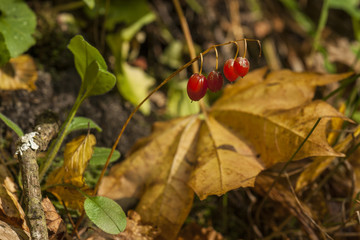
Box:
[187,73,207,101]
[234,57,250,77]
[207,71,223,92]
[223,59,239,82]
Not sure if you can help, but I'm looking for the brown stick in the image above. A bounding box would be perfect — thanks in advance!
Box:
[16,115,59,240]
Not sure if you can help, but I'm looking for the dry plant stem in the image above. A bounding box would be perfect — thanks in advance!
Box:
[233,41,240,59]
[62,200,81,240]
[199,53,204,75]
[214,47,219,70]
[16,122,59,240]
[172,0,198,73]
[255,118,322,225]
[243,39,248,58]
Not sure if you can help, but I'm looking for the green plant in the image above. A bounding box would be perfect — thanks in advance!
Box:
[0,0,36,65]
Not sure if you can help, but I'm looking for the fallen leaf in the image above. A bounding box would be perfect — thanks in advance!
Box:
[41,197,70,240]
[100,68,352,239]
[0,55,37,91]
[0,164,28,233]
[0,220,30,240]
[177,222,223,240]
[46,134,96,210]
[85,210,160,240]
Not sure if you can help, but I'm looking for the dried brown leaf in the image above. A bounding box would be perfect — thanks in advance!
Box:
[0,164,28,232]
[0,55,37,91]
[41,197,70,240]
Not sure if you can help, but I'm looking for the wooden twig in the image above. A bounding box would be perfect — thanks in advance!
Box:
[15,114,59,240]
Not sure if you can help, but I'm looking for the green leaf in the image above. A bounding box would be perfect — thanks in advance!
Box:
[0,0,36,58]
[329,0,360,19]
[167,80,200,117]
[84,196,126,234]
[121,12,156,41]
[89,147,120,166]
[0,33,10,65]
[83,0,95,9]
[83,60,116,97]
[67,117,102,135]
[116,63,155,115]
[159,40,184,69]
[67,35,107,80]
[0,112,23,137]
[105,0,153,30]
[185,0,204,14]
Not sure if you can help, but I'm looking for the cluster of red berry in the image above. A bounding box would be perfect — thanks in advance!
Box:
[187,57,250,101]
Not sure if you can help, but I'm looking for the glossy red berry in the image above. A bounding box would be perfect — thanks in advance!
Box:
[187,73,207,101]
[234,57,250,77]
[223,59,238,82]
[207,71,223,92]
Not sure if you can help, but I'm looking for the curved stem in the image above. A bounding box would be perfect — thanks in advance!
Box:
[243,39,248,58]
[199,53,204,75]
[214,47,219,71]
[233,41,240,59]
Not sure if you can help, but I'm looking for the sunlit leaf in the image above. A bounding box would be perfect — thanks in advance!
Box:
[116,63,155,115]
[46,134,96,210]
[166,80,200,117]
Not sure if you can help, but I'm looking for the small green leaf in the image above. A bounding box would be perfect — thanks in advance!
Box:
[67,117,102,135]
[84,196,126,234]
[120,12,156,41]
[67,35,107,80]
[0,112,23,137]
[166,80,200,117]
[105,0,153,30]
[0,33,10,65]
[117,63,154,115]
[329,0,360,19]
[83,60,116,97]
[83,0,95,9]
[0,0,36,58]
[89,147,120,166]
